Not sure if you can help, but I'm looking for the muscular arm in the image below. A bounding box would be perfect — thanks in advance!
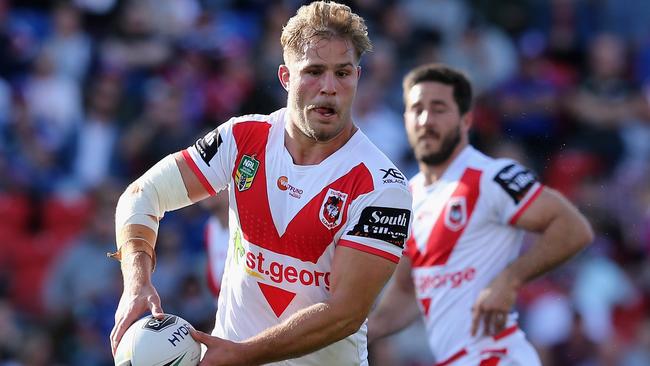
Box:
[503,187,594,288]
[195,246,397,365]
[471,187,594,336]
[367,256,420,343]
[111,151,211,352]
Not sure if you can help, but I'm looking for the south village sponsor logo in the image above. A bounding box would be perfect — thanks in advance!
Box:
[347,206,411,248]
[277,176,303,198]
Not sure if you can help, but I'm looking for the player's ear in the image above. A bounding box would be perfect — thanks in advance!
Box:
[461,110,473,132]
[278,64,290,91]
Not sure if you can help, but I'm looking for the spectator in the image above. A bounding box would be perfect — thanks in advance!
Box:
[565,33,641,174]
[67,73,123,190]
[41,2,92,82]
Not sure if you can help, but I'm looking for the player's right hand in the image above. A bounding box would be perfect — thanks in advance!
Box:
[470,271,517,337]
[191,328,248,366]
[110,281,165,355]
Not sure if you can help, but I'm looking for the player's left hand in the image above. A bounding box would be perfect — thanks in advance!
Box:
[190,328,251,366]
[470,272,518,337]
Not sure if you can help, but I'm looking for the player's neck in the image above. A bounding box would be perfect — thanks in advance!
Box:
[284,123,357,165]
[420,141,468,186]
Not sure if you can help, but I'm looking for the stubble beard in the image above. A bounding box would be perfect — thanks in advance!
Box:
[417,125,461,166]
[293,105,345,143]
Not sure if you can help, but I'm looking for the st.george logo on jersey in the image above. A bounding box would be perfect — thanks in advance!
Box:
[444,197,467,231]
[235,155,259,192]
[319,188,348,229]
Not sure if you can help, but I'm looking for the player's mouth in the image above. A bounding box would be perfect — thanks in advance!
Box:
[309,105,337,119]
[418,131,440,142]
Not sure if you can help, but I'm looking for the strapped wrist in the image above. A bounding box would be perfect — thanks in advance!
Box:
[107,238,157,271]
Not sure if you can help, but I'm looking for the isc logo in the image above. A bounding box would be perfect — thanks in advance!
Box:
[143,314,178,332]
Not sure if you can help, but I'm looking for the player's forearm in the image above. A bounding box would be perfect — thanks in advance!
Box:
[504,211,593,289]
[120,250,155,290]
[239,301,366,364]
[367,284,420,342]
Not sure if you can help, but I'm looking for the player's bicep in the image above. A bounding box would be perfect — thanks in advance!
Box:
[328,246,397,318]
[173,152,212,202]
[394,256,415,294]
[512,187,564,233]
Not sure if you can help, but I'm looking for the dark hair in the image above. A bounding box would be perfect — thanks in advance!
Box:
[402,63,473,115]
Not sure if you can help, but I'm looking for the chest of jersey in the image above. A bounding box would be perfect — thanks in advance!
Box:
[408,168,484,268]
[229,121,373,264]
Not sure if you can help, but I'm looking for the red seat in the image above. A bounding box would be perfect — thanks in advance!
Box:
[0,193,31,238]
[544,151,603,200]
[8,233,72,315]
[42,194,94,238]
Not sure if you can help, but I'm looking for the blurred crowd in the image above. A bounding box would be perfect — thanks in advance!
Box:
[0,0,649,365]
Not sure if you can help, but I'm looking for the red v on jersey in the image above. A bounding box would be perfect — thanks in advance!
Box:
[257,282,296,317]
[232,122,374,264]
[420,298,432,316]
[407,168,482,267]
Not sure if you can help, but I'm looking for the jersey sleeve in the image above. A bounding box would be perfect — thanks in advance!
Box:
[484,159,544,225]
[181,119,237,195]
[338,186,413,263]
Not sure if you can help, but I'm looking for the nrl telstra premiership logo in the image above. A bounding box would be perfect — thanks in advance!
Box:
[235,154,259,192]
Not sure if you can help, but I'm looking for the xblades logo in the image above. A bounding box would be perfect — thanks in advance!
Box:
[380,168,406,185]
[381,168,405,180]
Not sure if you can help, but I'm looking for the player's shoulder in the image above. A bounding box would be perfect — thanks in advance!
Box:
[474,151,539,203]
[353,133,410,192]
[218,109,286,145]
[228,109,283,127]
[461,147,529,180]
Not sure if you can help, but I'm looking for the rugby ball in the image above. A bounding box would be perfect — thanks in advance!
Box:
[114,314,201,366]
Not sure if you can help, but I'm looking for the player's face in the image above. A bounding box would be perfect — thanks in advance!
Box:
[280,37,360,142]
[404,81,469,166]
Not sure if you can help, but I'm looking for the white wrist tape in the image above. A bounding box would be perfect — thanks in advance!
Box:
[115,154,193,241]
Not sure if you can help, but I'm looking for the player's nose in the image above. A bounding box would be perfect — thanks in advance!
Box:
[417,109,434,127]
[320,72,336,96]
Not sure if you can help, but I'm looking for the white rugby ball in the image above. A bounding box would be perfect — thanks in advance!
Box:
[114,314,201,366]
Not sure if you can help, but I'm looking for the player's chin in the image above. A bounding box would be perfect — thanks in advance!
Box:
[416,143,439,157]
[310,124,343,142]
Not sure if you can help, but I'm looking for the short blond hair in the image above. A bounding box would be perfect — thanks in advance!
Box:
[281,1,372,63]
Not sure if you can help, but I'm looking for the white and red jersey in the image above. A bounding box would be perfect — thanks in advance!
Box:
[404,146,543,364]
[205,216,229,297]
[182,108,412,366]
